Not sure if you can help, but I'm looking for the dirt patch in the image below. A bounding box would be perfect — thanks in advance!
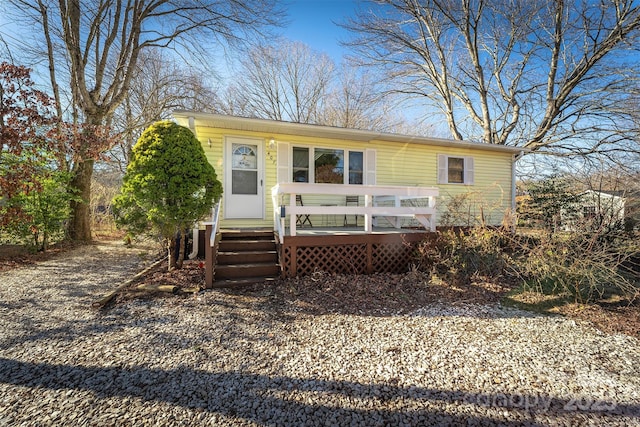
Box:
[0,241,80,272]
[551,301,640,338]
[108,257,512,315]
[109,258,206,305]
[505,290,640,338]
[260,272,512,316]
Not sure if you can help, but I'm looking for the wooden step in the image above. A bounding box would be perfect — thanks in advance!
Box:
[218,239,276,252]
[215,262,280,279]
[212,277,277,288]
[212,229,279,286]
[217,250,278,264]
[220,230,274,240]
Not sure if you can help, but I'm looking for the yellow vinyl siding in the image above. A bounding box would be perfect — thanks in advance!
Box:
[373,140,513,226]
[174,115,515,228]
[435,151,513,226]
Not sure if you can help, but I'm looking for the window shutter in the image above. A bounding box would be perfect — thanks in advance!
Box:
[437,154,448,184]
[276,141,290,183]
[365,149,376,185]
[464,156,475,185]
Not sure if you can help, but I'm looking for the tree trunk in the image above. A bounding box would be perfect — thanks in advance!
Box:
[168,236,176,271]
[67,158,94,241]
[176,229,186,270]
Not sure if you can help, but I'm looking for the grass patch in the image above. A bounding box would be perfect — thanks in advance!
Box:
[503,284,575,314]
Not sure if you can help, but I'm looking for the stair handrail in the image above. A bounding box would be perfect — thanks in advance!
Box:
[272,187,285,244]
[210,197,222,247]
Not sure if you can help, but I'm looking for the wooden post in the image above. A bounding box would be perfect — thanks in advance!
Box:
[290,193,297,237]
[205,224,213,288]
[364,194,373,232]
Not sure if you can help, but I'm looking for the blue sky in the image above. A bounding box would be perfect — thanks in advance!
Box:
[0,0,361,88]
[282,0,359,61]
[0,1,359,63]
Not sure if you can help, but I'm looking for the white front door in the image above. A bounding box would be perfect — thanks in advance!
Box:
[224,137,264,219]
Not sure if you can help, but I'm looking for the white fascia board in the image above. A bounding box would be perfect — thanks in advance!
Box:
[173,110,528,155]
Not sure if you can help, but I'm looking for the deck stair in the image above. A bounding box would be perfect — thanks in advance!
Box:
[213,230,279,287]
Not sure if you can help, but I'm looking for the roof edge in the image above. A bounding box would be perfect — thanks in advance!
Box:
[173,110,529,154]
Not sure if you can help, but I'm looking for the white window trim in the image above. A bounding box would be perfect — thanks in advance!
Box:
[365,148,376,185]
[277,140,290,183]
[437,154,475,185]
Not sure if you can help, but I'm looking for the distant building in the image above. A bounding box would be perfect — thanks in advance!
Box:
[562,190,626,231]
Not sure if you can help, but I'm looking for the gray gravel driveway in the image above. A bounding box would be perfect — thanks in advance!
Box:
[0,241,639,426]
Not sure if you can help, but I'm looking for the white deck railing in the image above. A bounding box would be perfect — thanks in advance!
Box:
[272,183,438,241]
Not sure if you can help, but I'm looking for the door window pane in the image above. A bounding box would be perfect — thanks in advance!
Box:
[232,170,258,194]
[232,144,257,169]
[232,143,258,194]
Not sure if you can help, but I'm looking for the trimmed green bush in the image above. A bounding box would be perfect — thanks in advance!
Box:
[113,121,222,269]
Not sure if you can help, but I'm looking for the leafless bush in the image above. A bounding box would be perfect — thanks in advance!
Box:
[416,227,512,287]
[415,224,639,304]
[514,226,639,304]
[90,173,120,234]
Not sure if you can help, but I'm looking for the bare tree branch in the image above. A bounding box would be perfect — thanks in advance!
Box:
[344,0,640,156]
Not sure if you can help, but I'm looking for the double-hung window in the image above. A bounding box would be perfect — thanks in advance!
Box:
[437,154,475,185]
[292,147,364,185]
[292,147,310,182]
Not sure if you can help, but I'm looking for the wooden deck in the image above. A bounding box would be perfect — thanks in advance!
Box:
[203,226,434,284]
[272,183,438,240]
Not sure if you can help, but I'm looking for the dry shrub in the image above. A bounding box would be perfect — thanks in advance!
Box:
[415,225,639,304]
[514,228,639,303]
[416,227,512,287]
[91,175,119,233]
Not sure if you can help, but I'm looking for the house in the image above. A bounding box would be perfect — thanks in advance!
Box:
[562,190,626,231]
[172,111,525,285]
[580,190,625,222]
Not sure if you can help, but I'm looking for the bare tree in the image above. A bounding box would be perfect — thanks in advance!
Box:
[223,39,419,133]
[108,48,220,172]
[6,0,283,241]
[321,64,421,133]
[323,65,384,129]
[226,40,334,123]
[216,83,254,117]
[344,0,640,155]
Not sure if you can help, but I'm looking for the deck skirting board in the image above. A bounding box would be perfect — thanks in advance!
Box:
[277,232,433,277]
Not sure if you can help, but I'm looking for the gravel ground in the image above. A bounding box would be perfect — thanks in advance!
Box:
[0,241,639,426]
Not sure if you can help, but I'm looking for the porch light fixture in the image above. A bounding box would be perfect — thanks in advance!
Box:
[207,138,212,148]
[268,137,276,150]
